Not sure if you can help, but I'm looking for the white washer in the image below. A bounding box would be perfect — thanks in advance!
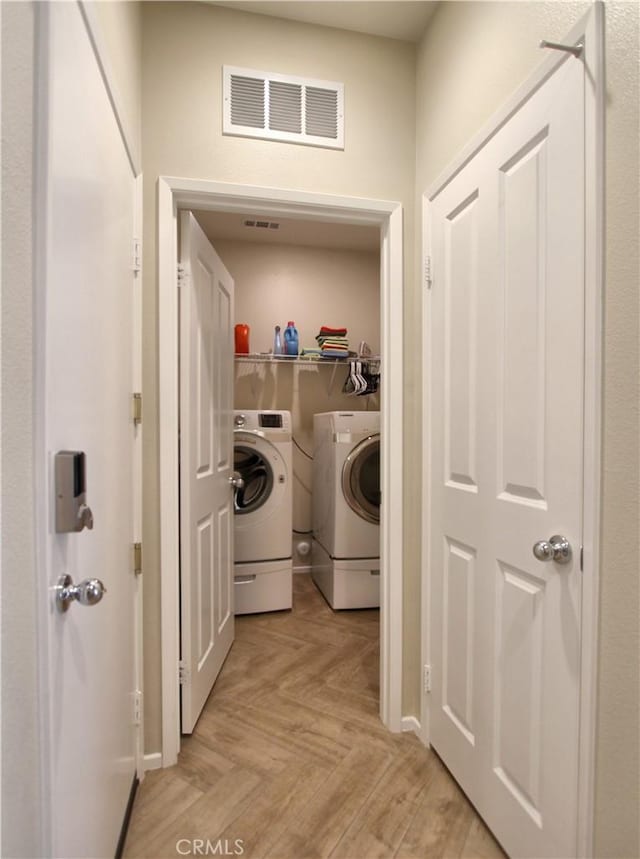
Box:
[233,410,292,614]
[312,411,380,609]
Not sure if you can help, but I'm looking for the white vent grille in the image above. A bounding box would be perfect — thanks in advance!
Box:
[269,81,302,133]
[230,75,265,128]
[243,218,280,230]
[306,86,338,138]
[223,66,344,150]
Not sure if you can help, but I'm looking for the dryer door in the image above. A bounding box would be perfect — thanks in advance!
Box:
[341,433,381,524]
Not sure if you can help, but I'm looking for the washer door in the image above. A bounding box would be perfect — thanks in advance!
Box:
[233,431,287,520]
[341,433,380,524]
[234,445,273,513]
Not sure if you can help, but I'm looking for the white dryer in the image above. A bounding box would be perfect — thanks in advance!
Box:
[312,411,380,609]
[233,410,292,614]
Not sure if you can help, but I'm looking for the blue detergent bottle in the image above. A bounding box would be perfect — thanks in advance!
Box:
[284,321,299,356]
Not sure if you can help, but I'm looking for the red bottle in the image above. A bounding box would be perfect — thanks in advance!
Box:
[234,323,250,354]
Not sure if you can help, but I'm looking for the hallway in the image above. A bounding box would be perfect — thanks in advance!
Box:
[124,575,504,858]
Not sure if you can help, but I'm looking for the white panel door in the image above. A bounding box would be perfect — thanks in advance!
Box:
[427,56,584,859]
[180,212,235,733]
[42,4,138,856]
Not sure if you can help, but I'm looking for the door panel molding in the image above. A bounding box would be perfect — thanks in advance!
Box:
[158,179,405,766]
[421,6,604,856]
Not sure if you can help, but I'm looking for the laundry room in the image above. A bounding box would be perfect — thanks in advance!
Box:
[191,209,382,614]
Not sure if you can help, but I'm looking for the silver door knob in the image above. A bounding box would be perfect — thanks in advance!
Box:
[56,573,107,612]
[229,471,244,490]
[532,535,572,565]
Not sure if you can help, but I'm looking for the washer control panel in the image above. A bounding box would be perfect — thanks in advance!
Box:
[233,410,291,433]
[259,413,283,428]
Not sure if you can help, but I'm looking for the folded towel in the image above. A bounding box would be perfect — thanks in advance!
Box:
[320,338,348,346]
[319,340,349,349]
[321,345,348,354]
[320,349,349,359]
[319,326,347,337]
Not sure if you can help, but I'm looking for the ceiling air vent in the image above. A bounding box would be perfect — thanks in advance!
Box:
[223,66,344,150]
[243,218,280,231]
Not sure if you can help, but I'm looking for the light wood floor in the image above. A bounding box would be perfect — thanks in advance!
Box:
[124,574,505,859]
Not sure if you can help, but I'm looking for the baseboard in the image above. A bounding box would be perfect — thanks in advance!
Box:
[401,715,421,735]
[144,752,163,771]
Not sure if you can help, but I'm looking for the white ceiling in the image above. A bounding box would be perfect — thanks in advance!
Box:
[208,1,438,43]
[193,210,380,252]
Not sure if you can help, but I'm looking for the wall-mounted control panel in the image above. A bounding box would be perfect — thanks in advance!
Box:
[55,451,94,533]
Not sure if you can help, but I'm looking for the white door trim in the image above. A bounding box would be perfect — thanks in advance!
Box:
[132,173,144,780]
[421,6,603,856]
[158,177,405,766]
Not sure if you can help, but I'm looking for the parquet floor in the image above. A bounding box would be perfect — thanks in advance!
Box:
[124,574,505,859]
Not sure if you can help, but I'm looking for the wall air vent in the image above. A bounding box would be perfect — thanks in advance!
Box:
[223,66,344,150]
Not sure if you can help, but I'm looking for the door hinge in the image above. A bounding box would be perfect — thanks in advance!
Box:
[423,664,432,694]
[133,542,142,576]
[133,238,142,274]
[133,689,142,726]
[177,264,187,286]
[179,660,190,686]
[424,255,433,289]
[132,392,142,425]
[580,545,584,571]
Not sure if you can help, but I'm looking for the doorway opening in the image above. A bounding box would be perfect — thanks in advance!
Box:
[158,178,405,766]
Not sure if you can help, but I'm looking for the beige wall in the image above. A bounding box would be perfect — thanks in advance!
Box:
[210,237,380,538]
[93,1,142,160]
[415,2,640,856]
[596,5,640,854]
[1,4,40,855]
[214,238,381,357]
[141,1,417,752]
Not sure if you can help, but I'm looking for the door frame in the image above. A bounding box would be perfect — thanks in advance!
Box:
[158,177,405,766]
[421,5,603,857]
